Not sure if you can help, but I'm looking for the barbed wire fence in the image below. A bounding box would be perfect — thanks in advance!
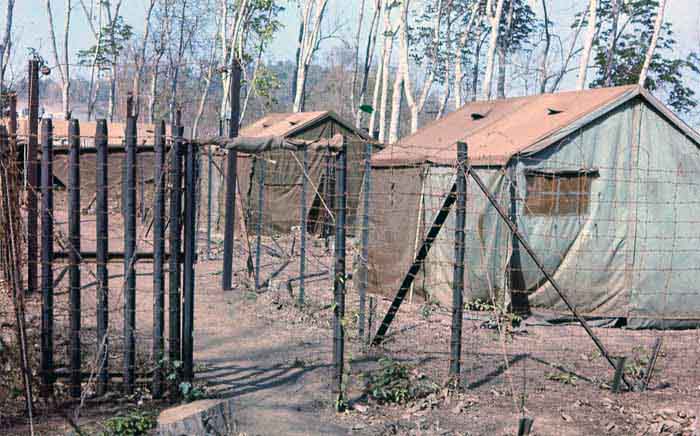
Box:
[2,56,700,435]
[211,102,700,432]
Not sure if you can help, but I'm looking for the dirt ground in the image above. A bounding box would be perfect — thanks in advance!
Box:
[2,216,700,435]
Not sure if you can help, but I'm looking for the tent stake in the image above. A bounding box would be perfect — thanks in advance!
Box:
[517,417,534,436]
[371,182,457,346]
[464,161,631,390]
[612,356,627,393]
[640,337,662,391]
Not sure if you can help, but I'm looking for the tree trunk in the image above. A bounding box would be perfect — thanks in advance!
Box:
[482,0,505,100]
[45,0,72,119]
[0,0,15,94]
[471,29,485,101]
[132,0,156,120]
[497,0,514,99]
[192,70,213,139]
[603,0,621,87]
[551,5,586,93]
[350,0,367,118]
[576,0,597,90]
[108,66,116,121]
[356,0,381,128]
[638,0,666,87]
[291,20,304,105]
[292,0,329,113]
[169,0,188,124]
[496,46,506,99]
[377,1,394,143]
[388,66,403,144]
[538,0,551,94]
[402,0,442,135]
[368,51,383,138]
[454,4,479,109]
[148,62,160,124]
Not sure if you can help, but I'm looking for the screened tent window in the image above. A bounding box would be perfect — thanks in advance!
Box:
[525,170,596,216]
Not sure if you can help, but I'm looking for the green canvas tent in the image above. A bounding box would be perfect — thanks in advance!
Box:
[365,85,700,329]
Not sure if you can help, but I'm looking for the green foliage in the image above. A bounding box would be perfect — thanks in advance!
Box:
[179,381,206,403]
[100,411,156,436]
[590,0,700,113]
[410,0,538,86]
[364,358,439,405]
[253,66,282,109]
[545,371,578,386]
[77,16,133,67]
[419,299,439,319]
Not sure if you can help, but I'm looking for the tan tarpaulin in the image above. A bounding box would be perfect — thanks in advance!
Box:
[363,166,426,300]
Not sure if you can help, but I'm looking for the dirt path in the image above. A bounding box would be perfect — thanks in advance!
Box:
[192,267,354,436]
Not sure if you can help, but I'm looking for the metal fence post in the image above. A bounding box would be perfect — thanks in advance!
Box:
[358,142,371,342]
[182,139,197,382]
[27,60,39,296]
[255,158,266,290]
[169,123,183,366]
[40,119,54,398]
[222,62,241,290]
[323,151,333,246]
[299,146,308,305]
[333,143,347,409]
[95,120,109,396]
[449,141,468,382]
[152,120,166,398]
[68,120,82,398]
[123,102,137,394]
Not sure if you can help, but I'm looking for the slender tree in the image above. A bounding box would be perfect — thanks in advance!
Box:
[638,0,666,86]
[576,0,597,90]
[45,0,72,119]
[481,0,505,100]
[0,0,15,94]
[292,0,329,112]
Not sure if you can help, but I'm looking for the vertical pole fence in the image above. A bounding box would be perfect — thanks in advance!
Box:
[95,120,109,395]
[182,138,197,381]
[68,120,82,398]
[169,121,183,366]
[254,159,265,290]
[40,119,54,397]
[123,103,137,394]
[299,146,308,305]
[152,120,166,398]
[449,141,468,382]
[332,143,347,409]
[222,62,241,290]
[358,142,371,342]
[27,59,39,295]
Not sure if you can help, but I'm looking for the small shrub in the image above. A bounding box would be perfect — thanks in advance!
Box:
[364,357,438,404]
[545,371,578,386]
[179,381,206,403]
[100,411,156,436]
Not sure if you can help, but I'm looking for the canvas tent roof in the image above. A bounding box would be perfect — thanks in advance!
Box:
[372,85,700,167]
[12,118,163,142]
[239,110,370,140]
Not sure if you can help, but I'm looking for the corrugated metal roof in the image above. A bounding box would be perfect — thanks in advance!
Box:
[372,85,698,167]
[239,110,370,140]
